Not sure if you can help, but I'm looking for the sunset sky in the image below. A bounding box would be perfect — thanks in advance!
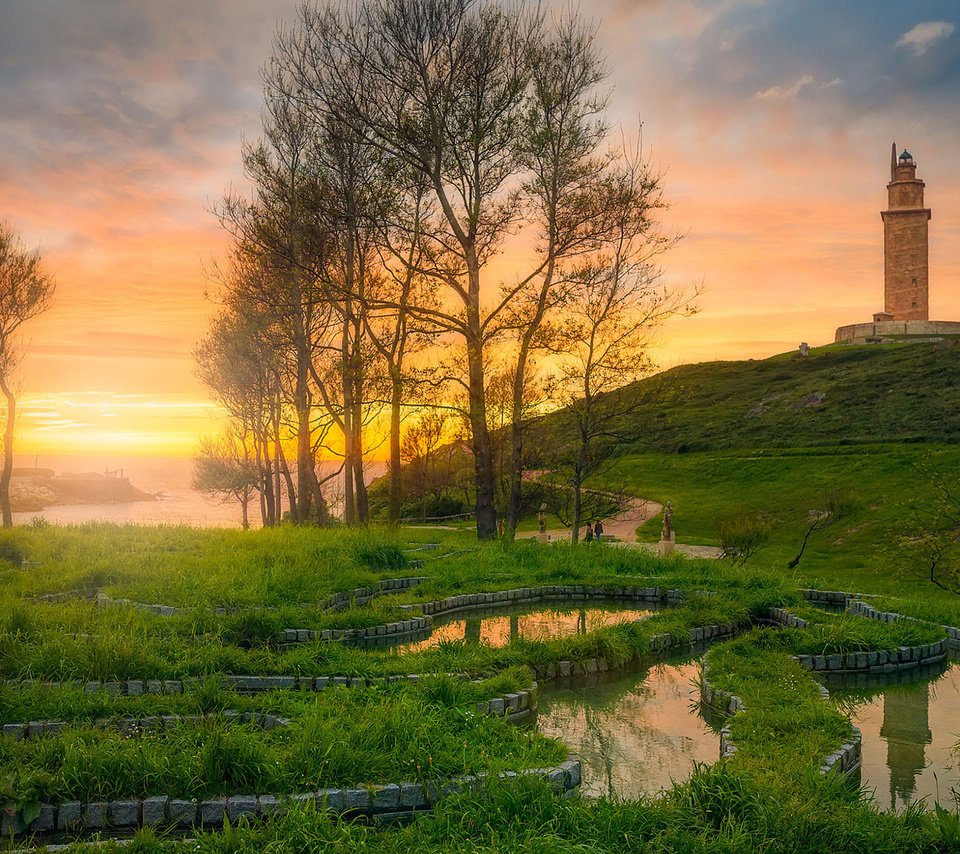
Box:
[2,0,959,458]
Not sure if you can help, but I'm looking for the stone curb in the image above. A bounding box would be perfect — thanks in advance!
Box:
[0,759,582,838]
[474,684,538,722]
[527,620,741,683]
[281,615,432,644]
[766,607,949,673]
[847,599,960,653]
[1,710,288,742]
[415,585,685,620]
[286,585,695,650]
[799,589,862,606]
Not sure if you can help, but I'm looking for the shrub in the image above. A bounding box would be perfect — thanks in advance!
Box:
[719,515,774,565]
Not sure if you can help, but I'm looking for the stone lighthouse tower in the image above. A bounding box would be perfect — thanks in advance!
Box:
[881,143,931,321]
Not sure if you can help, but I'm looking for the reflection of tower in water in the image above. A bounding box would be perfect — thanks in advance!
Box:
[879,682,931,808]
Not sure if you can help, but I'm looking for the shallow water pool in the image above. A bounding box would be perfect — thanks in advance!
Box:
[826,658,960,811]
[536,655,721,799]
[397,602,654,652]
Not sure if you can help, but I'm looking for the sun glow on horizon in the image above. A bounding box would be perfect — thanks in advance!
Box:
[16,393,229,458]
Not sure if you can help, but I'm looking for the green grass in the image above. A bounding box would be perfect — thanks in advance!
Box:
[2,523,959,852]
[593,444,960,598]
[530,340,960,453]
[0,684,565,803]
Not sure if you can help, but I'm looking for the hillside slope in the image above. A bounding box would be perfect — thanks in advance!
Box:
[532,341,960,453]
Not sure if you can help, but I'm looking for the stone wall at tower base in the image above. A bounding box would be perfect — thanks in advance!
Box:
[834,319,960,344]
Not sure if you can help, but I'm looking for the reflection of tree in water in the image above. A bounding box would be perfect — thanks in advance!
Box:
[537,660,719,799]
[455,607,642,646]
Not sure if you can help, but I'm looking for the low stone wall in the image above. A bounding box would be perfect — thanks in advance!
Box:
[475,684,538,724]
[1,672,484,697]
[848,599,960,653]
[0,759,582,838]
[835,319,960,345]
[316,576,428,613]
[1,675,536,726]
[799,589,859,607]
[1,710,288,742]
[282,616,431,645]
[767,606,949,673]
[529,622,740,683]
[820,729,863,777]
[281,584,690,652]
[767,607,809,629]
[416,585,684,619]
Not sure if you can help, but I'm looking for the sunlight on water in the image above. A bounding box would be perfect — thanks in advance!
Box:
[399,604,654,652]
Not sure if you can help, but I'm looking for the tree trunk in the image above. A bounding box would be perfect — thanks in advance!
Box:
[571,477,582,544]
[341,315,355,524]
[787,522,817,569]
[388,373,403,524]
[463,246,498,539]
[240,490,250,531]
[352,345,368,523]
[295,349,312,523]
[466,336,497,539]
[276,439,298,523]
[0,375,15,528]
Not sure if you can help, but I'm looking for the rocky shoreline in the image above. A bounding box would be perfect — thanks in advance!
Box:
[10,468,156,512]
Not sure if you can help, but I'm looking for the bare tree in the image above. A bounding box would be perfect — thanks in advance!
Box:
[193,428,260,530]
[0,223,55,528]
[195,298,284,526]
[401,410,451,521]
[539,148,694,542]
[501,15,615,534]
[896,458,960,594]
[276,0,550,538]
[787,489,858,569]
[270,0,683,541]
[215,61,330,525]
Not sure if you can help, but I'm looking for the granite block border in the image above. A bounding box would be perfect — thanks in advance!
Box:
[414,585,685,620]
[1,759,582,839]
[281,615,432,645]
[847,599,960,653]
[1,710,288,742]
[527,621,741,684]
[474,683,538,723]
[767,606,950,673]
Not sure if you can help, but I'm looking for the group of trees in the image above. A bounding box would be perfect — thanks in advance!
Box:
[197,0,691,538]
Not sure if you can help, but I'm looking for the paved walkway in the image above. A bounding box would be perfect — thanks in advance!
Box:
[518,493,723,558]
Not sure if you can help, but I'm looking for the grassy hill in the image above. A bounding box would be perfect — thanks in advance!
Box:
[526,341,960,594]
[552,340,960,453]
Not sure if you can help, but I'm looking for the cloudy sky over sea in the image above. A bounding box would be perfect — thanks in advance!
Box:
[2,0,959,455]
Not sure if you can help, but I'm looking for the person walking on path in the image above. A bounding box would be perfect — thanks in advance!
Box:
[593,519,604,540]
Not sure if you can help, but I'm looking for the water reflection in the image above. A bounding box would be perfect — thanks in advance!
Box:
[399,604,653,652]
[537,655,720,799]
[827,659,960,811]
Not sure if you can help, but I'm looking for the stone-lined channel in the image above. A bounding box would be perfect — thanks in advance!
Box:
[825,657,960,811]
[536,649,722,799]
